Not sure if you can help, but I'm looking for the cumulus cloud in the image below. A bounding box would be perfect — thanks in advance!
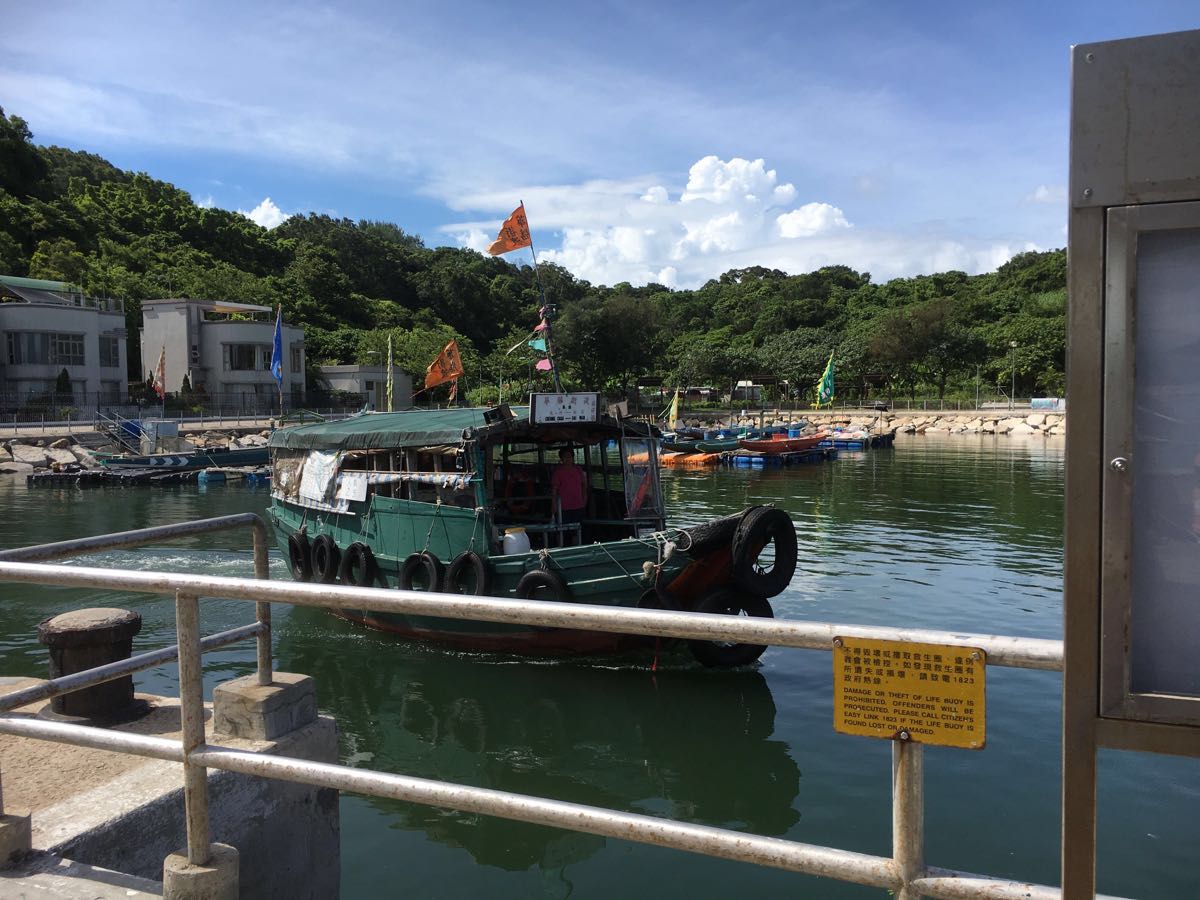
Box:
[444,155,1031,287]
[777,202,850,238]
[239,197,287,229]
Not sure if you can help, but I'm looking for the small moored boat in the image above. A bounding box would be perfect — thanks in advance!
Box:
[267,399,798,666]
[100,446,270,470]
[736,433,827,454]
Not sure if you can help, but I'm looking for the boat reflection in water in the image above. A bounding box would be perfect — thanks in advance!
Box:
[278,608,801,878]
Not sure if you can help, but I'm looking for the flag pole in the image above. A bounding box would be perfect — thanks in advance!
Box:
[522,200,564,392]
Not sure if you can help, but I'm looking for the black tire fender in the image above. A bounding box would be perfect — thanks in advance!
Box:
[445,551,491,596]
[688,586,774,668]
[311,534,341,584]
[399,551,445,591]
[338,541,379,587]
[515,568,572,602]
[287,533,312,582]
[731,506,798,598]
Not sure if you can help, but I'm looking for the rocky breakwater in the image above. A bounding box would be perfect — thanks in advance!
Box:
[0,430,272,476]
[0,437,105,476]
[672,411,1065,437]
[884,412,1065,436]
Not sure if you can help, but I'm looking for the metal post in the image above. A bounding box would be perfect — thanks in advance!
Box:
[1009,341,1018,411]
[251,520,273,686]
[175,590,212,866]
[892,740,924,900]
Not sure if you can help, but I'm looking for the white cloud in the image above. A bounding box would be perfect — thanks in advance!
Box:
[443,155,1032,287]
[455,228,492,253]
[680,156,795,206]
[239,197,287,229]
[777,202,851,238]
[195,193,215,209]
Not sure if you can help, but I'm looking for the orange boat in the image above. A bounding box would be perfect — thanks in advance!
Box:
[736,433,826,454]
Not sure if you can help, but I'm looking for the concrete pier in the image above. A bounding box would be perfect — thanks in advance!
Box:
[0,675,340,899]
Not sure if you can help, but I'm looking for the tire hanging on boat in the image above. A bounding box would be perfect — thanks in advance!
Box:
[730,505,798,598]
[339,541,379,587]
[515,568,573,603]
[311,534,342,584]
[399,551,445,591]
[287,533,313,582]
[688,586,774,668]
[445,551,491,596]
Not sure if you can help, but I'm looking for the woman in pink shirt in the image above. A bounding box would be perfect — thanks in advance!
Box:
[551,448,588,534]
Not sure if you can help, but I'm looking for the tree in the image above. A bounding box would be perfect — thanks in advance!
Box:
[54,367,73,398]
[0,108,48,196]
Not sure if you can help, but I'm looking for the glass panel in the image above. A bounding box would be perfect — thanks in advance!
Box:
[229,345,258,370]
[621,438,659,519]
[100,336,120,368]
[1129,227,1200,696]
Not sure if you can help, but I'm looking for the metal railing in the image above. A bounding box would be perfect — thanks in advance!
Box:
[0,522,1095,899]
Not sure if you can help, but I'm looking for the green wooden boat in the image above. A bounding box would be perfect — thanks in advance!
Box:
[267,400,798,666]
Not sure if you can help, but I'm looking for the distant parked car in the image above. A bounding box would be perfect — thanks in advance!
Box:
[870,400,889,411]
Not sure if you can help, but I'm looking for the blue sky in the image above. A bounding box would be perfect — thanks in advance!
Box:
[2,1,1196,287]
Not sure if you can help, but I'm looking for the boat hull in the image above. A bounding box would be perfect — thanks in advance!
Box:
[101,447,269,470]
[267,498,714,655]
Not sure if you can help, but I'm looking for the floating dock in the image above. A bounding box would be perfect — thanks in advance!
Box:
[819,432,896,451]
[724,447,838,467]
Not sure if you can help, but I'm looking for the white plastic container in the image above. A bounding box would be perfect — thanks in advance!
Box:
[502,528,531,555]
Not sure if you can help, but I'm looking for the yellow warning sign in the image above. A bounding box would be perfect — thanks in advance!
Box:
[832,637,986,750]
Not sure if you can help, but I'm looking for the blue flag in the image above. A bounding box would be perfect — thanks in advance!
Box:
[270,306,284,385]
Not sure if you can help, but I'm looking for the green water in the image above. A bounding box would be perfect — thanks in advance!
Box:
[0,435,1196,898]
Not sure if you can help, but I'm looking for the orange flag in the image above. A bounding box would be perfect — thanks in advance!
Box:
[486,204,532,256]
[425,340,465,390]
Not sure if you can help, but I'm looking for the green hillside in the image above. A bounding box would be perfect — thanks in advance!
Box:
[0,108,1065,405]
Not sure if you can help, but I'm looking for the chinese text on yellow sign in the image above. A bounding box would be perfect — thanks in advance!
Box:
[833,637,986,749]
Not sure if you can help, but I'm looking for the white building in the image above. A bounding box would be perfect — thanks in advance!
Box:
[317,365,412,410]
[0,275,129,401]
[140,299,305,405]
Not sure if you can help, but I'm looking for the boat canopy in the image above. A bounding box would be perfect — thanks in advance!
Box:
[269,407,656,452]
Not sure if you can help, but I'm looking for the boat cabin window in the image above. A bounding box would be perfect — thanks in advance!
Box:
[488,434,664,548]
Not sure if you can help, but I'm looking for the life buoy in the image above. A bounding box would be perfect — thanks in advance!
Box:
[399,551,445,591]
[287,533,312,582]
[338,541,379,587]
[731,506,797,598]
[688,586,774,667]
[505,470,536,515]
[445,551,491,596]
[515,568,572,603]
[311,534,341,584]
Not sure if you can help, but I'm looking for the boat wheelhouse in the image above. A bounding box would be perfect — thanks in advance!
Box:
[267,400,797,665]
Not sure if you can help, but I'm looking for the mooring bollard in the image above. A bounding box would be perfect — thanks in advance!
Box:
[36,608,147,722]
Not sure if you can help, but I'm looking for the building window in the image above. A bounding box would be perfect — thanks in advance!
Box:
[290,346,303,373]
[224,343,270,371]
[53,334,85,366]
[100,336,120,368]
[100,380,123,402]
[6,332,85,366]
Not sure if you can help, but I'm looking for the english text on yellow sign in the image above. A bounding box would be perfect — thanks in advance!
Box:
[832,637,986,750]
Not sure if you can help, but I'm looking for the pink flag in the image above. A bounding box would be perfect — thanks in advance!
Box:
[535,359,553,372]
[533,321,548,332]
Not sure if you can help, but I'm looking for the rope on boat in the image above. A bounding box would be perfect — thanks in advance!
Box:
[593,541,647,590]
